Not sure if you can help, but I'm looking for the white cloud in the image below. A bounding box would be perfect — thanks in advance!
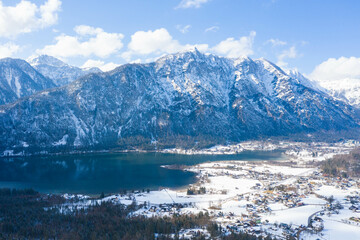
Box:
[126,28,181,55]
[276,46,297,68]
[310,57,360,82]
[74,25,102,35]
[205,26,219,33]
[130,59,142,64]
[266,38,287,47]
[176,0,210,9]
[81,59,119,72]
[122,28,258,62]
[212,31,256,58]
[0,0,61,38]
[176,24,191,34]
[36,25,124,58]
[0,42,20,58]
[122,28,208,61]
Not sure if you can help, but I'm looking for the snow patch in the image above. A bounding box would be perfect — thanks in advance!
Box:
[53,134,69,146]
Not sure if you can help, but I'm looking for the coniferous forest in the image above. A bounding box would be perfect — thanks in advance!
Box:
[0,188,271,240]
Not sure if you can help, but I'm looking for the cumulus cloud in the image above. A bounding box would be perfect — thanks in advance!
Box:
[212,31,256,58]
[81,59,119,72]
[122,28,208,61]
[176,0,210,9]
[0,42,20,58]
[0,0,61,38]
[310,57,360,82]
[205,26,219,33]
[121,28,257,62]
[36,25,124,58]
[74,25,102,35]
[276,46,297,68]
[125,28,182,55]
[266,38,287,47]
[176,24,191,34]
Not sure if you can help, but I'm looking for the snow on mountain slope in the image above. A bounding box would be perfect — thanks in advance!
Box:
[0,58,56,105]
[287,69,325,93]
[311,79,360,108]
[28,55,102,86]
[0,49,359,154]
[309,57,360,108]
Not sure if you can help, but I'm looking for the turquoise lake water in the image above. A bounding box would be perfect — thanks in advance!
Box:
[0,151,286,194]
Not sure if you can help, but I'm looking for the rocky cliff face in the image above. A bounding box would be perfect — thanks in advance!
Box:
[1,49,359,154]
[0,58,56,105]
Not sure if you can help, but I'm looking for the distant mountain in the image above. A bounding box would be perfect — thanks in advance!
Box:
[28,55,102,86]
[0,58,56,105]
[311,79,360,108]
[1,49,359,154]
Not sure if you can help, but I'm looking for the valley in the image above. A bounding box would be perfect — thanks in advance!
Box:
[1,140,360,239]
[1,0,359,239]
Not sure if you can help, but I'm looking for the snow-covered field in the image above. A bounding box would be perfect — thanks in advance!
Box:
[56,141,360,239]
[160,140,360,162]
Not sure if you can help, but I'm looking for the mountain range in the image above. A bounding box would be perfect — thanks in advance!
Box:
[0,49,359,155]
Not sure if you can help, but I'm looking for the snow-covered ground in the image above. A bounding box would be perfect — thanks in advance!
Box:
[160,140,360,163]
[53,142,360,239]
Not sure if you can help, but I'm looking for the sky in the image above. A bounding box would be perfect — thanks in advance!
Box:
[0,0,359,81]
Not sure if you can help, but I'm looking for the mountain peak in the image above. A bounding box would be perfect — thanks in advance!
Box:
[171,47,205,59]
[188,46,201,55]
[177,46,202,55]
[28,55,67,68]
[28,55,102,86]
[0,57,29,65]
[233,56,254,66]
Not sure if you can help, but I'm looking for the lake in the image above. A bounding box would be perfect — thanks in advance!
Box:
[0,151,286,194]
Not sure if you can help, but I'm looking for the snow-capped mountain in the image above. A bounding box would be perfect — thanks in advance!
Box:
[28,55,102,86]
[286,69,325,93]
[0,58,56,105]
[1,49,359,154]
[311,79,360,108]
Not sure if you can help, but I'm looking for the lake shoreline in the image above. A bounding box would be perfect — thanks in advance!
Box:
[2,146,360,239]
[2,139,359,160]
[1,139,358,195]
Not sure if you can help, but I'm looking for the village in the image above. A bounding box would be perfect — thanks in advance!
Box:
[59,142,360,240]
[160,140,359,162]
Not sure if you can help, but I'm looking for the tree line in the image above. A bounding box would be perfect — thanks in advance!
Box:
[0,188,272,240]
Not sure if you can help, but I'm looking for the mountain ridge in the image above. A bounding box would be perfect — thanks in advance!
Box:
[28,55,102,86]
[1,50,359,155]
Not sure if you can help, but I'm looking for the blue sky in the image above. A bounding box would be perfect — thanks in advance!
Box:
[0,0,359,76]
